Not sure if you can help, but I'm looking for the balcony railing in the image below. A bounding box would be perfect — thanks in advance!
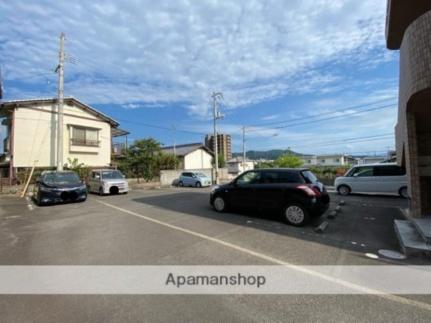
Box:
[70,138,100,147]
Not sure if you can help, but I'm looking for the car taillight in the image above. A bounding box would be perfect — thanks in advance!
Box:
[311,186,321,196]
[297,185,320,197]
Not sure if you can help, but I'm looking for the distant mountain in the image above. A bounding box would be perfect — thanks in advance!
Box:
[232,149,302,160]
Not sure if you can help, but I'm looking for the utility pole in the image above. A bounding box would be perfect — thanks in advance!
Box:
[242,126,246,171]
[172,125,177,170]
[211,92,223,184]
[56,32,65,171]
[0,65,3,100]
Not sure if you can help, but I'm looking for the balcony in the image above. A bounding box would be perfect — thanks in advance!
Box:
[112,142,127,158]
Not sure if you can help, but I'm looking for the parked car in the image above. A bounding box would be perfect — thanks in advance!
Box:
[33,171,87,205]
[334,163,408,197]
[178,172,212,187]
[87,169,129,195]
[210,168,330,226]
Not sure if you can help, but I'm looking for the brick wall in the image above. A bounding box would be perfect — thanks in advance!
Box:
[395,10,431,217]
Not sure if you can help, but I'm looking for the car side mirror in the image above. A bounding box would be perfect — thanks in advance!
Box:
[353,173,359,177]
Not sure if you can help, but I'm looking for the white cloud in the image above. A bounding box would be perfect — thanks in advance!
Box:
[261,114,280,121]
[0,0,388,117]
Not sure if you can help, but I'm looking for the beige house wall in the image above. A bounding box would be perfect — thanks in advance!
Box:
[183,148,213,170]
[12,102,112,168]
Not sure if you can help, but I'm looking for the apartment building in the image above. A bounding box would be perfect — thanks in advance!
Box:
[386,0,431,218]
[204,133,232,160]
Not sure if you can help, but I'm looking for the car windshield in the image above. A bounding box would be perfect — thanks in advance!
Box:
[301,170,318,183]
[101,171,124,179]
[43,172,80,185]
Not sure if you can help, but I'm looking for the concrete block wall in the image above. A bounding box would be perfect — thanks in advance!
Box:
[160,168,232,186]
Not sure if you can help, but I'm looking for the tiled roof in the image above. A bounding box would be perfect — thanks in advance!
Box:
[1,97,119,126]
[161,143,213,157]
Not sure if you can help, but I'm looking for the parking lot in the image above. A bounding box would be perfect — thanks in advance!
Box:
[1,188,431,322]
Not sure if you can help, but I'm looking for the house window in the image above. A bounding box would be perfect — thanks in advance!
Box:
[71,126,99,147]
[320,159,325,163]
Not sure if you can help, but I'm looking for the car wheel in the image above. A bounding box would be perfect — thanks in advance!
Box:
[213,196,227,212]
[179,181,184,187]
[399,186,408,199]
[99,187,104,196]
[195,181,202,188]
[337,185,351,196]
[283,203,309,226]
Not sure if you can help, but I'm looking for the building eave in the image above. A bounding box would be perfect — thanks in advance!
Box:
[1,97,120,127]
[386,0,431,49]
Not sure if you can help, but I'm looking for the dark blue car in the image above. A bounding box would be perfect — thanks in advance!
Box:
[33,171,87,206]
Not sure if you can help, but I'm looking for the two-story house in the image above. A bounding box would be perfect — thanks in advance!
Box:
[0,97,128,184]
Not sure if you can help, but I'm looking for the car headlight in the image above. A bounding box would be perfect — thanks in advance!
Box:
[39,186,52,192]
[210,185,220,194]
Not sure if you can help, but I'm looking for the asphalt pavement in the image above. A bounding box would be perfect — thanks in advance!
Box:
[0,188,430,322]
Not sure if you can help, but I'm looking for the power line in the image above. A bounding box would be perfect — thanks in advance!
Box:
[114,118,206,136]
[250,97,396,128]
[233,133,395,154]
[293,133,394,147]
[291,135,394,150]
[247,103,396,132]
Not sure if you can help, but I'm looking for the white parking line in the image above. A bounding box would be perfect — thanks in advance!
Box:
[95,199,431,311]
[25,197,34,211]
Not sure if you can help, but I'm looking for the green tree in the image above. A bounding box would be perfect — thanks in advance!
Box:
[274,155,304,168]
[157,152,179,170]
[125,138,162,182]
[64,158,90,180]
[218,154,225,168]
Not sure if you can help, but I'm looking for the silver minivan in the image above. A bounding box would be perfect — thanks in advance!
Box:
[334,163,408,197]
[87,169,129,195]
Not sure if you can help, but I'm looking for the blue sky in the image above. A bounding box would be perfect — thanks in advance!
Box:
[0,0,399,155]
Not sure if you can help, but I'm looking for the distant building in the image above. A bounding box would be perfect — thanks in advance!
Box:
[226,157,254,174]
[161,143,213,170]
[300,154,356,167]
[205,134,232,160]
[356,156,387,165]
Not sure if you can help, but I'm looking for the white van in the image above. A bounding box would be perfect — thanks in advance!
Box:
[334,163,408,197]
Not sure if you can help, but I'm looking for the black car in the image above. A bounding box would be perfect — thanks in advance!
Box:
[34,171,87,205]
[210,168,330,226]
